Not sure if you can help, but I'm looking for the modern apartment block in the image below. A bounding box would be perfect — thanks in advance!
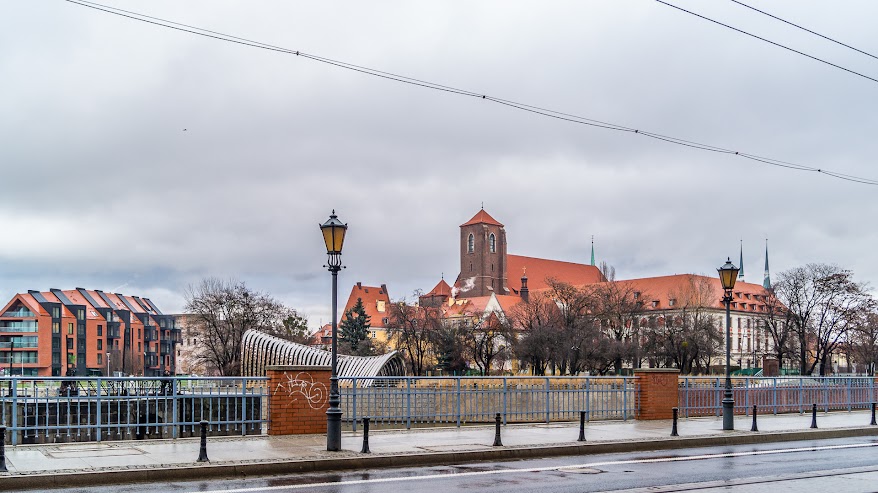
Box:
[0,288,179,377]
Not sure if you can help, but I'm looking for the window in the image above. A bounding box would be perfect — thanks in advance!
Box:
[138,342,141,352]
[97,353,103,365]
[668,299,676,307]
[52,322,60,334]
[68,323,74,335]
[377,300,386,312]
[52,353,61,365]
[97,340,102,350]
[489,233,496,253]
[78,324,85,336]
[634,292,640,299]
[67,339,73,349]
[52,307,60,318]
[467,234,474,253]
[97,325,103,336]
[651,301,659,308]
[77,309,85,320]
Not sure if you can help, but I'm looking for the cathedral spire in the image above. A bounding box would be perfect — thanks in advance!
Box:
[738,240,745,280]
[763,239,772,290]
[590,236,595,266]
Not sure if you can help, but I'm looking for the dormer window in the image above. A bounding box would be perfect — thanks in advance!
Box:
[489,233,496,253]
[468,234,474,253]
[634,292,640,299]
[668,298,676,307]
[651,300,659,308]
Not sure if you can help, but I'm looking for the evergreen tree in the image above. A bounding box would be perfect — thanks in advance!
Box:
[340,297,371,352]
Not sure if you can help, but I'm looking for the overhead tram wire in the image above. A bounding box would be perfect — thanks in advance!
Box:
[654,0,878,85]
[730,0,878,62]
[63,0,878,187]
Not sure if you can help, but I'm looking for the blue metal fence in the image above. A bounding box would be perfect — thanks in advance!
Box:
[0,376,269,445]
[339,376,634,431]
[679,376,877,418]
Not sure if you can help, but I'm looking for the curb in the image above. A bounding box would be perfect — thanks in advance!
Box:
[2,426,877,491]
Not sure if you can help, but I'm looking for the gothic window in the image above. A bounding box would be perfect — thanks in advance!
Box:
[489,233,496,253]
[468,234,474,253]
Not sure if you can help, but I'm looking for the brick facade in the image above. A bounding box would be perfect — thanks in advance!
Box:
[634,368,680,420]
[266,365,331,435]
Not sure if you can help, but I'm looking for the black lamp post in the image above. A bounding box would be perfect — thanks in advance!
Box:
[717,257,739,431]
[320,210,347,451]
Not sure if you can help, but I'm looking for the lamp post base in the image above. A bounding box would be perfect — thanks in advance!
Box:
[327,408,342,451]
[722,397,735,431]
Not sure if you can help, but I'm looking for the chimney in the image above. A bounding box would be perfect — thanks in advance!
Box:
[520,272,529,303]
[357,282,362,289]
[381,284,388,295]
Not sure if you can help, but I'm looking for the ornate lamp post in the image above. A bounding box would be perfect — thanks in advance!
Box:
[320,210,347,451]
[717,257,739,431]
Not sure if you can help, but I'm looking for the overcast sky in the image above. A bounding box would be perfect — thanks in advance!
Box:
[2,1,877,327]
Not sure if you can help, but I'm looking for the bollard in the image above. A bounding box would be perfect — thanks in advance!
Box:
[493,413,503,446]
[360,417,371,453]
[871,403,876,426]
[671,407,679,437]
[577,411,586,442]
[810,403,818,429]
[750,405,758,432]
[197,420,210,462]
[0,425,7,473]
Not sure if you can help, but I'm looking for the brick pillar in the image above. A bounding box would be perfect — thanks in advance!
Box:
[634,369,680,420]
[266,365,331,435]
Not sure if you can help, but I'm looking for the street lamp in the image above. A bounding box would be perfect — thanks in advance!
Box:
[320,209,347,451]
[717,257,739,431]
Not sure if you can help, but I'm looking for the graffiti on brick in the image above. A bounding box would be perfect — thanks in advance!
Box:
[274,372,327,409]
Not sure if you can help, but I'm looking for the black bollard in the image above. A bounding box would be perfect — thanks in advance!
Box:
[871,403,876,426]
[578,411,586,442]
[810,403,818,429]
[361,417,371,453]
[493,413,503,447]
[750,405,758,432]
[671,407,679,437]
[0,425,7,473]
[197,420,209,462]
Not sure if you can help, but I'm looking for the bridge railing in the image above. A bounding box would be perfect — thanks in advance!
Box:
[678,376,877,418]
[0,376,269,445]
[339,376,634,431]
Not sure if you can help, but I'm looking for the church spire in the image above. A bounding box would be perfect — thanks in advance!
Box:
[738,240,745,280]
[763,239,772,290]
[590,236,595,266]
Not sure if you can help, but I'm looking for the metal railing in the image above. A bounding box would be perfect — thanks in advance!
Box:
[339,376,634,431]
[679,376,878,418]
[0,376,269,445]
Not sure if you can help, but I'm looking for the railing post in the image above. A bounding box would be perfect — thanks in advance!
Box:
[810,403,818,429]
[171,378,179,439]
[545,378,550,424]
[493,413,502,446]
[622,377,628,421]
[0,425,7,472]
[405,378,412,430]
[197,419,209,462]
[456,378,461,428]
[502,378,507,426]
[773,377,778,415]
[10,377,17,446]
[96,377,103,442]
[585,378,591,421]
[847,378,852,413]
[351,377,358,433]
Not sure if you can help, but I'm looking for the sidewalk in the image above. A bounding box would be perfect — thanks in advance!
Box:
[2,410,878,490]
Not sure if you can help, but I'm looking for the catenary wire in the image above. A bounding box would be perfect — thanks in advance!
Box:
[730,0,878,61]
[62,0,878,186]
[655,0,878,85]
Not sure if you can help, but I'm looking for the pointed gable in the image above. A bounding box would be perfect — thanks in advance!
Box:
[461,209,504,227]
[343,282,392,328]
[427,279,452,297]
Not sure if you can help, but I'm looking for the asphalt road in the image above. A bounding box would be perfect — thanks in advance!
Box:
[45,437,878,493]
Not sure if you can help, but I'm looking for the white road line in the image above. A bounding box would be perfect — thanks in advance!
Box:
[186,442,878,493]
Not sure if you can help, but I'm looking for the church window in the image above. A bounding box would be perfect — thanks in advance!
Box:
[467,234,474,253]
[489,233,496,253]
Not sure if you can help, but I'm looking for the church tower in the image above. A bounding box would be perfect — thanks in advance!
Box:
[457,208,508,298]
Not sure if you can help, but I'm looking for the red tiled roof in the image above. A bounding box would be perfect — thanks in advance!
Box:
[507,254,605,292]
[461,209,504,227]
[343,283,392,328]
[426,279,452,297]
[614,274,772,312]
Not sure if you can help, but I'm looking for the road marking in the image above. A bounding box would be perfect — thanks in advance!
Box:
[186,442,878,493]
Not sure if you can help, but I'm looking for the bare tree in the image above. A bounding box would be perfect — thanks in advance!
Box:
[847,311,878,375]
[507,292,561,375]
[758,288,798,371]
[385,298,440,375]
[184,278,296,376]
[460,313,511,375]
[775,264,874,376]
[588,277,645,373]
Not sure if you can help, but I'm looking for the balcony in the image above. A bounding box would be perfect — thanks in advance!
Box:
[144,328,158,342]
[0,321,39,333]
[106,325,121,339]
[2,309,35,318]
[159,341,173,355]
[144,351,159,367]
